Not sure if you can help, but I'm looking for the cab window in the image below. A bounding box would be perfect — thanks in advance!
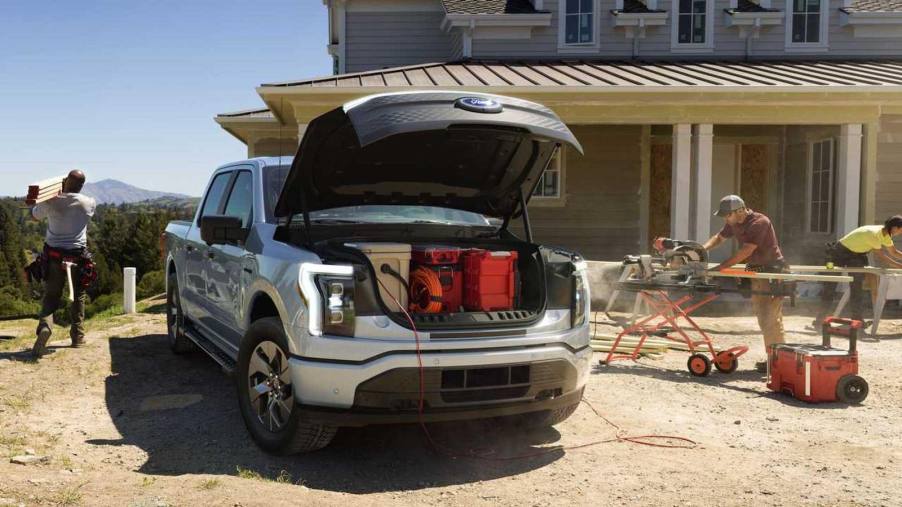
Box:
[223,171,254,228]
[197,171,232,224]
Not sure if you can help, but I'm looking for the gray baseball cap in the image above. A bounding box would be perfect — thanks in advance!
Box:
[714,195,746,217]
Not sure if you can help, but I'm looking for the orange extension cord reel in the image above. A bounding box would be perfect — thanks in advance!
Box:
[409,267,444,314]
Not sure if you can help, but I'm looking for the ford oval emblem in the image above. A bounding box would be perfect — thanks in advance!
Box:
[455,96,503,114]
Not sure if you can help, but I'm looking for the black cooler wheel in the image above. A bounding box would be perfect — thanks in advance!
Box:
[836,375,869,404]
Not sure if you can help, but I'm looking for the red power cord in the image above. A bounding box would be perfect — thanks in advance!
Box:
[374,277,698,459]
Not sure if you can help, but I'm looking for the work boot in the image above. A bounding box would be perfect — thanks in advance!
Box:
[32,325,52,358]
[71,334,85,348]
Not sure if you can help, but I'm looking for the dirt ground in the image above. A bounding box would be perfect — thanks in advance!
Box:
[1,296,901,506]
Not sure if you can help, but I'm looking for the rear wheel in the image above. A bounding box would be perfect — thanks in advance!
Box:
[166,274,196,354]
[836,375,869,404]
[236,317,336,454]
[714,351,739,374]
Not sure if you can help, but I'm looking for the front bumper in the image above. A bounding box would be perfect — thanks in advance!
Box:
[287,338,592,423]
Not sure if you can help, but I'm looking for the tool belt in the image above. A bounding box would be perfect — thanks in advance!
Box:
[25,244,97,290]
[737,260,796,305]
[824,242,868,267]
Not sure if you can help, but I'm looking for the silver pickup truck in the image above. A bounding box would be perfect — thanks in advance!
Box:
[163,91,591,454]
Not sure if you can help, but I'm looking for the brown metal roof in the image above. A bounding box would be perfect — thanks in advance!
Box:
[261,59,902,88]
[441,0,541,15]
[841,0,902,12]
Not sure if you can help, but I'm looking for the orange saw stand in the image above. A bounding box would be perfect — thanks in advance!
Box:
[600,289,749,377]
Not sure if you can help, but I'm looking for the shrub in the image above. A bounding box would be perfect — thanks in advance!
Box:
[137,270,165,300]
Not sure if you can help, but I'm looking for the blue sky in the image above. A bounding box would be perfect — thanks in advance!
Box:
[0,0,331,197]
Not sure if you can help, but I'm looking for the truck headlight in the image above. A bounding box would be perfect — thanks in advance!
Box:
[316,275,355,337]
[298,263,355,337]
[572,262,589,328]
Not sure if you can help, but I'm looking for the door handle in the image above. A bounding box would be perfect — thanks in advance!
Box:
[186,245,195,252]
[207,251,216,259]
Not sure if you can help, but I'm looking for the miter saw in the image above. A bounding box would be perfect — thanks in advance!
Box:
[620,237,712,289]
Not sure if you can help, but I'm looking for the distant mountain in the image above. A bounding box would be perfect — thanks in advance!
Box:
[81,179,193,205]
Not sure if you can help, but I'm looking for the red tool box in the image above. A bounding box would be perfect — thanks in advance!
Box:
[766,317,869,404]
[411,246,463,312]
[462,250,518,311]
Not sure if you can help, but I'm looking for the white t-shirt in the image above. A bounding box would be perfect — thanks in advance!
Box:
[32,193,96,249]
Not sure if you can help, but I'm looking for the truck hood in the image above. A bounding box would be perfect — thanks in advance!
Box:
[273,91,582,220]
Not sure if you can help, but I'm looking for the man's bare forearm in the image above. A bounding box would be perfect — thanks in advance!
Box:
[703,234,723,251]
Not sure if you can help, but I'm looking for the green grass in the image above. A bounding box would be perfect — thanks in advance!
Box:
[198,478,221,490]
[235,467,295,484]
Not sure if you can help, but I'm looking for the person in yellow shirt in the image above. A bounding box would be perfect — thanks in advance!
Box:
[816,216,902,326]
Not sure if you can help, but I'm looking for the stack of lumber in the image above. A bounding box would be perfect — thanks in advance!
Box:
[25,175,67,205]
[590,332,694,358]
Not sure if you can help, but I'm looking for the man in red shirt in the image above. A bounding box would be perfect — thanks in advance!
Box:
[703,195,786,372]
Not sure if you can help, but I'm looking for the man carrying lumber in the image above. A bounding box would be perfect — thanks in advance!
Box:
[703,195,786,372]
[30,170,97,358]
[814,216,902,327]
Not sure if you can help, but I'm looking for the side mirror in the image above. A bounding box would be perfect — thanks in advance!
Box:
[200,215,247,245]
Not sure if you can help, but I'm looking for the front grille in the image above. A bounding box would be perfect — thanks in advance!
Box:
[439,365,531,403]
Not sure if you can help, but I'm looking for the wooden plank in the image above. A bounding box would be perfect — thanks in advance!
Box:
[708,270,853,283]
[27,175,66,194]
[445,64,484,86]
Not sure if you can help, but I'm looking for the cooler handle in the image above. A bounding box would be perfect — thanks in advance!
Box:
[822,316,862,353]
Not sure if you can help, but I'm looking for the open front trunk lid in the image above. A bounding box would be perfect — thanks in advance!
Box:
[273,91,583,220]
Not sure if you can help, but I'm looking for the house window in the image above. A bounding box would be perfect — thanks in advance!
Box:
[678,0,708,44]
[670,0,713,50]
[534,150,563,199]
[564,0,594,44]
[808,139,835,234]
[791,0,821,43]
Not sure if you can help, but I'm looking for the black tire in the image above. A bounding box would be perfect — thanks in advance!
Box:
[236,317,336,454]
[167,274,196,354]
[714,351,739,374]
[687,353,712,377]
[508,402,581,430]
[836,375,869,404]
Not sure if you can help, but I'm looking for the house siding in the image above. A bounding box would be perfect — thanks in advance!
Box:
[512,125,643,260]
[345,11,454,72]
[877,115,902,226]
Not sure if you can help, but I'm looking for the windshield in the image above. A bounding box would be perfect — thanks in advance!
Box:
[263,164,496,227]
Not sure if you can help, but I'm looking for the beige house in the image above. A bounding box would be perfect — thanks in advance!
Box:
[215,1,902,264]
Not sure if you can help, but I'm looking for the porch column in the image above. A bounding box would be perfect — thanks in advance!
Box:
[692,124,713,242]
[836,123,863,238]
[670,124,692,240]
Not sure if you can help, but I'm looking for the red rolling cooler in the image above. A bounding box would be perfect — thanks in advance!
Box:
[462,250,518,311]
[766,317,869,404]
[411,246,463,312]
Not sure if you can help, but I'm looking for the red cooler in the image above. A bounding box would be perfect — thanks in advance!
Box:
[766,317,868,404]
[411,246,463,312]
[463,250,518,311]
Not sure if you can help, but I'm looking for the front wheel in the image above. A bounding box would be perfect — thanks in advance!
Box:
[236,317,336,454]
[167,273,196,354]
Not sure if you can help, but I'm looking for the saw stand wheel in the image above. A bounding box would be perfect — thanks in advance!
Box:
[714,350,739,374]
[687,353,712,377]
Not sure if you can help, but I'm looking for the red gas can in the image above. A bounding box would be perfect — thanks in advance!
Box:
[766,317,868,404]
[411,246,463,313]
[462,250,518,311]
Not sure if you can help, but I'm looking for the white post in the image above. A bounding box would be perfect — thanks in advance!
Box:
[836,123,863,238]
[692,124,714,242]
[671,124,692,240]
[124,267,137,314]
